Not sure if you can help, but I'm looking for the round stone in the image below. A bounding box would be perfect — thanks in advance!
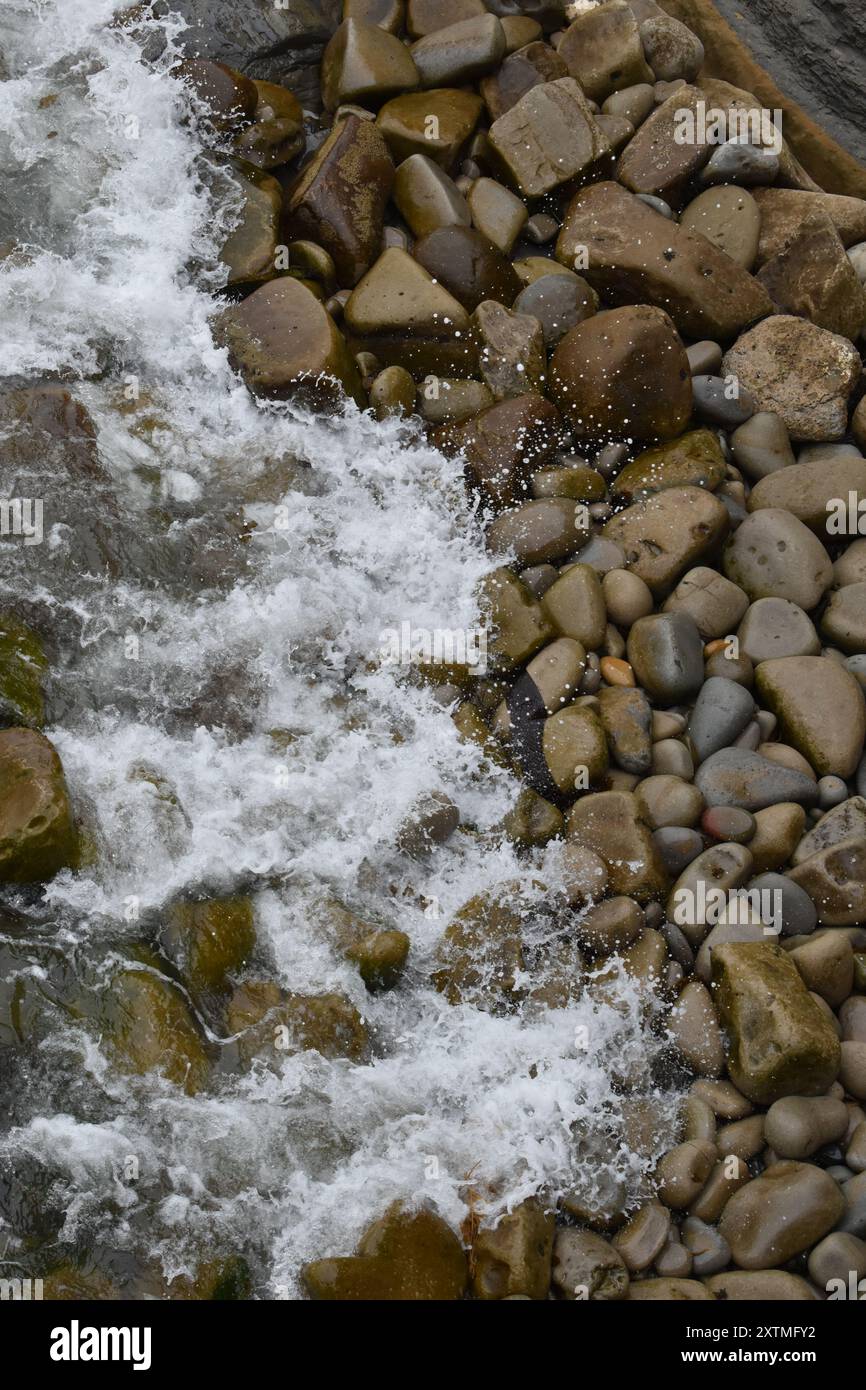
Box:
[701,806,756,843]
[680,187,761,271]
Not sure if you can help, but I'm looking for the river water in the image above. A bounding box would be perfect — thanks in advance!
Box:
[0,0,672,1296]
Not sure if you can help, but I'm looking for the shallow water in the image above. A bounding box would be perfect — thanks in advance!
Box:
[0,0,674,1296]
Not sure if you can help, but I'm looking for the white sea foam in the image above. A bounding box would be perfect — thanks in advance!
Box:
[0,0,674,1295]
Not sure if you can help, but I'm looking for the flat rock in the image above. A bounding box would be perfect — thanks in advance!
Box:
[474,300,546,400]
[603,487,729,596]
[413,225,521,312]
[679,186,761,271]
[755,657,866,779]
[556,182,772,343]
[617,86,712,205]
[487,77,611,199]
[711,942,841,1105]
[694,749,820,812]
[410,14,506,88]
[375,88,483,168]
[736,598,820,665]
[722,316,861,443]
[747,454,866,542]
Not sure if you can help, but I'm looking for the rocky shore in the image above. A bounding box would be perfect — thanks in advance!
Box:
[3,0,866,1301]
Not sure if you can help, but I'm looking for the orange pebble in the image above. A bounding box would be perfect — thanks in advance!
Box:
[600,657,635,687]
[704,639,728,657]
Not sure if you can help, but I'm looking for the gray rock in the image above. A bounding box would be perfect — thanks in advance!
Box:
[686,341,723,376]
[723,510,833,611]
[692,375,756,429]
[688,676,755,762]
[730,412,795,482]
[653,826,704,876]
[694,748,821,811]
[627,613,704,703]
[749,872,817,936]
[172,0,335,108]
[737,598,821,664]
[699,140,780,189]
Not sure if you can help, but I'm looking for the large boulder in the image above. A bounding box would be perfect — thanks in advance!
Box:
[0,728,78,882]
[556,182,772,342]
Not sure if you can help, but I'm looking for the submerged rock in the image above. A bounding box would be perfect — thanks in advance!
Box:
[0,728,77,882]
[303,1203,467,1299]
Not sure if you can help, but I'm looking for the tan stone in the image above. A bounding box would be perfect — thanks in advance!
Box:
[479,40,567,122]
[617,86,711,205]
[321,19,420,112]
[722,316,861,443]
[611,430,725,504]
[375,88,482,169]
[752,187,866,266]
[487,78,611,199]
[566,790,667,902]
[603,487,729,596]
[755,656,866,778]
[757,210,866,341]
[558,1,653,103]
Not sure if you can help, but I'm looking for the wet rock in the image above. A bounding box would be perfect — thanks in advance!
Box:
[101,965,210,1095]
[410,14,506,88]
[432,889,525,1009]
[450,392,563,507]
[487,497,589,565]
[414,225,521,313]
[541,563,606,650]
[393,153,469,238]
[227,980,367,1064]
[550,305,691,444]
[487,77,611,199]
[636,775,704,830]
[376,87,483,168]
[757,209,866,341]
[808,1231,866,1291]
[723,510,833,611]
[217,278,365,407]
[661,568,748,642]
[789,830,866,923]
[737,598,820,665]
[286,114,394,286]
[471,1199,554,1300]
[474,300,546,401]
[602,569,654,628]
[688,677,755,763]
[513,273,597,349]
[612,430,725,506]
[668,983,724,1078]
[344,246,473,376]
[0,728,77,882]
[575,896,643,954]
[346,0,404,34]
[502,787,563,847]
[370,365,416,418]
[406,0,487,38]
[303,1204,467,1299]
[321,19,420,112]
[730,412,795,483]
[479,567,555,671]
[556,182,772,343]
[793,796,866,865]
[748,872,816,937]
[719,1161,844,1269]
[712,942,841,1104]
[704,1270,818,1301]
[694,748,819,813]
[532,462,606,502]
[667,841,753,949]
[551,1229,628,1300]
[0,616,47,729]
[541,704,608,793]
[722,316,861,443]
[597,685,653,774]
[479,39,567,122]
[749,453,866,543]
[699,140,779,190]
[626,612,704,703]
[177,57,258,130]
[218,160,282,290]
[691,376,755,431]
[755,657,866,779]
[162,897,255,999]
[617,86,713,205]
[752,188,866,267]
[170,0,333,107]
[467,177,527,255]
[612,1199,671,1272]
[822,584,866,654]
[605,488,728,599]
[764,1095,849,1160]
[558,2,652,103]
[602,82,654,127]
[566,789,667,901]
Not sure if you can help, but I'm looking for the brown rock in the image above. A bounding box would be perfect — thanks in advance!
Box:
[233,80,305,170]
[558,1,653,103]
[410,14,506,88]
[722,315,861,442]
[556,182,773,342]
[719,1162,844,1269]
[566,790,667,902]
[549,304,690,443]
[446,392,565,507]
[303,1204,467,1299]
[487,77,611,199]
[321,19,420,112]
[474,300,546,400]
[0,728,78,882]
[487,497,590,565]
[611,430,726,504]
[752,187,866,266]
[344,246,475,376]
[480,40,567,122]
[471,1199,555,1300]
[285,114,394,286]
[414,225,521,312]
[755,656,866,779]
[375,87,483,169]
[216,279,366,407]
[757,210,866,341]
[603,487,729,597]
[617,86,711,205]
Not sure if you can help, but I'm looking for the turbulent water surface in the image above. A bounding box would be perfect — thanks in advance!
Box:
[0,0,674,1296]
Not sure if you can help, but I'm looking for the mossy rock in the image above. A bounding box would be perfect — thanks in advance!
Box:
[501,787,563,847]
[41,1264,122,1300]
[318,896,409,990]
[303,1203,467,1300]
[167,1255,253,1301]
[227,980,367,1066]
[100,966,211,1095]
[161,896,256,999]
[0,616,47,728]
[0,728,78,882]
